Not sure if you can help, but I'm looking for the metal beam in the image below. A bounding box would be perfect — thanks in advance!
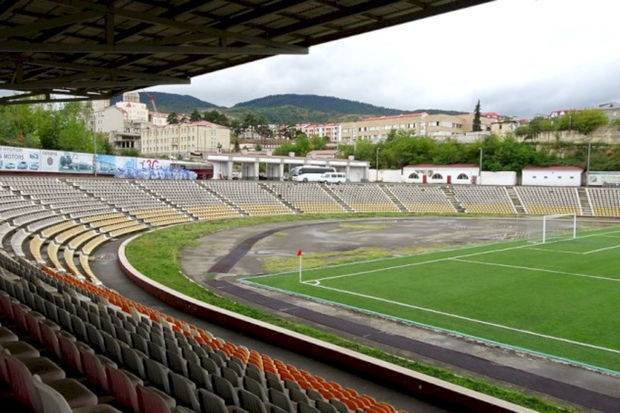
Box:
[12,57,190,83]
[0,41,307,55]
[0,10,103,39]
[0,95,111,105]
[0,78,175,90]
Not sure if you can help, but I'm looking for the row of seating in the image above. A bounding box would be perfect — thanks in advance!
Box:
[515,187,582,215]
[452,186,515,215]
[266,184,344,214]
[328,185,399,213]
[202,182,292,216]
[385,185,454,213]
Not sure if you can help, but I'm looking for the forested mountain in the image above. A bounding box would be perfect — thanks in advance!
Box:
[111,92,219,113]
[234,94,407,116]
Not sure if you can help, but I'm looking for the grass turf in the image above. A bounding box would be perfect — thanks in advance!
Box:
[250,225,620,373]
[124,213,579,413]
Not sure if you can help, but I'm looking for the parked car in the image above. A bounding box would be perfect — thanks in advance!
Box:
[320,172,346,184]
[5,162,16,169]
[17,161,28,170]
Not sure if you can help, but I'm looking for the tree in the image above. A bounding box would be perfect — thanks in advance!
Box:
[167,112,179,124]
[203,110,230,126]
[189,109,202,122]
[232,137,240,152]
[472,100,482,132]
[254,143,263,152]
[570,109,608,135]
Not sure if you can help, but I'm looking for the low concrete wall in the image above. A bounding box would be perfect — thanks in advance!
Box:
[117,233,534,413]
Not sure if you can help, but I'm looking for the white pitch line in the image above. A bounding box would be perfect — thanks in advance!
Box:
[524,247,583,255]
[305,282,620,355]
[312,242,538,282]
[452,258,620,283]
[583,243,620,255]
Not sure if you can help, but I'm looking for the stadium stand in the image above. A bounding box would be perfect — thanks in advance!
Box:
[203,181,293,216]
[266,183,345,213]
[386,185,455,213]
[327,184,400,213]
[452,186,515,215]
[587,188,620,217]
[1,175,620,412]
[515,186,582,215]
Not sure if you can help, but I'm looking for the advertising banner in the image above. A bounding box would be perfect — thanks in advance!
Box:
[0,145,198,180]
[587,172,620,186]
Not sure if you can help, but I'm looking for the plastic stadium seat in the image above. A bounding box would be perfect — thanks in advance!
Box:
[121,344,146,380]
[5,351,98,411]
[244,375,268,401]
[145,358,171,394]
[107,366,142,413]
[169,371,200,411]
[298,403,320,413]
[57,331,83,373]
[33,374,120,413]
[187,361,211,390]
[197,388,228,413]
[315,400,338,413]
[79,345,114,392]
[0,324,18,343]
[212,374,239,406]
[137,384,176,413]
[268,389,294,413]
[239,388,267,413]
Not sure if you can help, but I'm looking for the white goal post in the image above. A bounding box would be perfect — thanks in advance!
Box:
[541,214,577,244]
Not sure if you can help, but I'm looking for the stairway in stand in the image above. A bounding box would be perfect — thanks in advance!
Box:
[320,184,354,212]
[504,186,526,214]
[379,184,408,212]
[577,187,593,216]
[258,183,298,213]
[440,186,465,213]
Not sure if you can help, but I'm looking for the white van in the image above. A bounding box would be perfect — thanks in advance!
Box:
[320,172,346,184]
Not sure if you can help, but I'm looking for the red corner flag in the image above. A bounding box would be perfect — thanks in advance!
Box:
[296,249,303,257]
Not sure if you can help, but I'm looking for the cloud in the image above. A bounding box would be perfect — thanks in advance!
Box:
[147,0,620,117]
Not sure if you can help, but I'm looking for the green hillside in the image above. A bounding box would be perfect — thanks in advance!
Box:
[112,92,219,113]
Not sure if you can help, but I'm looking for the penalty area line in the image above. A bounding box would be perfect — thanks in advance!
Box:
[305,282,620,355]
[451,258,620,283]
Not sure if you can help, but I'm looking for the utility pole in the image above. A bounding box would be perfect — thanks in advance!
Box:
[376,147,380,182]
[586,142,591,186]
[478,147,483,183]
[93,134,97,177]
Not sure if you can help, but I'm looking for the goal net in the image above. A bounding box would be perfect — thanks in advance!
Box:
[525,214,577,244]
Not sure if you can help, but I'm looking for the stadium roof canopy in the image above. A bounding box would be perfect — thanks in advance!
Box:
[0,0,491,105]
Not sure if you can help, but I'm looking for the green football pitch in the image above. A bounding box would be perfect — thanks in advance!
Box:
[248,224,620,373]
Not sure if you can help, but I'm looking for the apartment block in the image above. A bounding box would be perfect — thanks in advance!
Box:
[141,121,231,158]
[296,123,342,142]
[340,112,500,142]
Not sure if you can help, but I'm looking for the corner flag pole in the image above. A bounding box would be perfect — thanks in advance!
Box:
[296,249,303,283]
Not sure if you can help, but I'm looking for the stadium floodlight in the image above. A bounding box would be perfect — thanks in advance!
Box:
[540,214,577,244]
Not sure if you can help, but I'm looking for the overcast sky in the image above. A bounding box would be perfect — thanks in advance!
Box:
[147,0,620,117]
